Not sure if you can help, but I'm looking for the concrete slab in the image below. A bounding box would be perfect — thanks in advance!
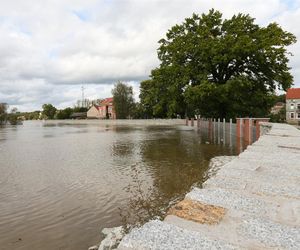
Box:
[118,220,242,250]
[238,216,300,249]
[165,213,300,249]
[186,187,279,219]
[203,175,300,199]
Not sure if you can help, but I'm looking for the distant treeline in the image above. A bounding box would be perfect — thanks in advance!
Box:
[0,104,23,125]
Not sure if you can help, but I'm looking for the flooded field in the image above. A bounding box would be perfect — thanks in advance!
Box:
[0,120,237,250]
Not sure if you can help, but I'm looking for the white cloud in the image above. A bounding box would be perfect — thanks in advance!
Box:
[0,0,299,111]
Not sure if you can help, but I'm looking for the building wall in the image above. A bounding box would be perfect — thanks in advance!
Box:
[98,106,107,119]
[270,103,285,114]
[107,105,116,119]
[87,103,116,119]
[286,99,300,123]
[87,106,100,119]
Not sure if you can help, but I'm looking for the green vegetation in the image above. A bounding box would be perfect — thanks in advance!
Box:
[72,107,88,113]
[139,9,296,119]
[269,106,286,123]
[55,107,73,119]
[0,106,24,125]
[41,105,88,120]
[268,93,286,123]
[0,103,90,122]
[271,94,286,105]
[112,81,135,119]
[42,104,57,119]
[25,111,41,120]
[0,103,8,125]
[7,107,19,125]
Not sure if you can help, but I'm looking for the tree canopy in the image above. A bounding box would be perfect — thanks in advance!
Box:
[55,107,73,119]
[7,107,19,125]
[42,104,57,119]
[112,81,135,119]
[0,103,8,125]
[140,9,296,119]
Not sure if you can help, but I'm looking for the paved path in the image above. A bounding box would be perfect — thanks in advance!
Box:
[118,123,300,250]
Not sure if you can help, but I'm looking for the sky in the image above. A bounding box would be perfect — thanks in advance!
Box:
[0,0,300,112]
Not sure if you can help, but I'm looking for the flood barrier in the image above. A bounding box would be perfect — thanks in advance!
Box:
[185,117,270,153]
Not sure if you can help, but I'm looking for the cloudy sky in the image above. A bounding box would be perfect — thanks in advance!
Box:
[0,0,300,111]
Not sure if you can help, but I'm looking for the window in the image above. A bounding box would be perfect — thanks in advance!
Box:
[291,112,294,119]
[298,113,300,119]
[297,104,300,110]
[291,103,294,109]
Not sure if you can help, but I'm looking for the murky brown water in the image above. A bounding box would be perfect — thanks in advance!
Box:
[0,120,236,250]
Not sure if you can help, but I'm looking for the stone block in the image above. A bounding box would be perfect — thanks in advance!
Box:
[167,199,226,225]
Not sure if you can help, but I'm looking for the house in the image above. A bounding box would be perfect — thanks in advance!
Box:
[70,112,87,119]
[87,97,116,119]
[286,88,300,123]
[270,102,285,114]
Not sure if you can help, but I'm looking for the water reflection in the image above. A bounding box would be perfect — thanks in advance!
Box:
[118,126,235,231]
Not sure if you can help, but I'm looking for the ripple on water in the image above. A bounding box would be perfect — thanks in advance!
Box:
[0,121,236,250]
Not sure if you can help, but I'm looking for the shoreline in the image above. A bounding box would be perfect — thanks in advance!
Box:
[90,155,238,250]
[117,122,300,249]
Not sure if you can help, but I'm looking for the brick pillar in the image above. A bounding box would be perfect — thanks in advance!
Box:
[248,118,253,145]
[236,135,241,154]
[244,118,250,143]
[255,118,270,140]
[236,118,241,138]
[256,120,260,140]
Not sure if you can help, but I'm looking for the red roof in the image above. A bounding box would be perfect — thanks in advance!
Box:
[100,97,113,106]
[92,98,113,110]
[93,105,101,110]
[286,88,300,99]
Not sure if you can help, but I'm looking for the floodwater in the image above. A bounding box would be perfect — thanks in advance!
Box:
[0,120,237,250]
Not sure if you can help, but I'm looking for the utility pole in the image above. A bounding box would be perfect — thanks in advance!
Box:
[81,86,85,107]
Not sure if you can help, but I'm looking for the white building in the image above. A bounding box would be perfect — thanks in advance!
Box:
[286,88,300,124]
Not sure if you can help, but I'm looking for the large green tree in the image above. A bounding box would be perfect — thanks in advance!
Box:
[112,81,135,119]
[42,104,57,119]
[140,9,296,118]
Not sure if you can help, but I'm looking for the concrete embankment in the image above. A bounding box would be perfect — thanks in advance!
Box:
[118,123,300,250]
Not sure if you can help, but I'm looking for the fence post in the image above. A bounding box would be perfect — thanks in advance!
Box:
[256,119,262,140]
[191,118,194,127]
[185,117,188,126]
[213,118,216,143]
[223,118,226,144]
[249,118,252,144]
[244,118,250,143]
[217,118,221,144]
[209,118,212,140]
[197,115,200,128]
[229,118,232,147]
[236,118,243,154]
[236,118,240,138]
